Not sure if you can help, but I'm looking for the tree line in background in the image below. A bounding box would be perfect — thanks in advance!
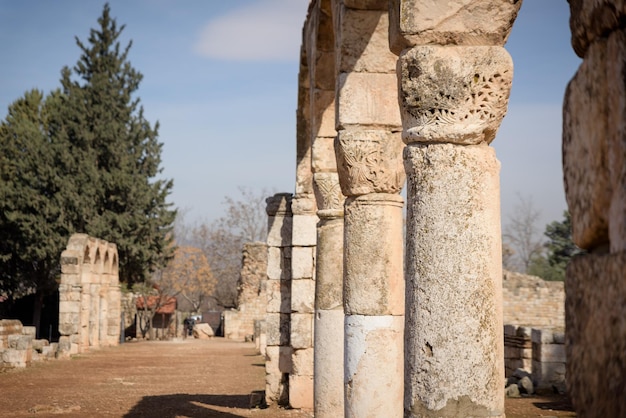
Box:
[0,5,175,333]
[502,195,584,281]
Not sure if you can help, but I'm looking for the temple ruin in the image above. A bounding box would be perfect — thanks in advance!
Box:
[258,1,626,417]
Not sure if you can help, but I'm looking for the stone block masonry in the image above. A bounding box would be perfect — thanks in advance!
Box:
[58,234,121,355]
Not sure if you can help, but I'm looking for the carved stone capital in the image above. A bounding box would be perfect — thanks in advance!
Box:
[398,45,513,145]
[313,172,345,218]
[335,130,406,196]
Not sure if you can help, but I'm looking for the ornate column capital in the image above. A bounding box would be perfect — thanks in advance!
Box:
[313,172,345,219]
[398,46,513,145]
[334,130,406,196]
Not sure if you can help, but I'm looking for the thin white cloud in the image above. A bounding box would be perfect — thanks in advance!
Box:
[193,0,309,61]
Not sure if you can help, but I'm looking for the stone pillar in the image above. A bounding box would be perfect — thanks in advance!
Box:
[107,253,121,346]
[332,1,406,416]
[289,195,318,410]
[265,193,293,406]
[390,1,521,416]
[564,3,626,416]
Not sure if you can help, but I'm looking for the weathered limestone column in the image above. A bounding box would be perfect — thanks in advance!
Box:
[265,193,293,406]
[390,1,521,416]
[333,1,406,416]
[564,2,626,416]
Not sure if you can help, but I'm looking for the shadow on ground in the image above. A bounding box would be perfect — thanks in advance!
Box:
[123,393,261,418]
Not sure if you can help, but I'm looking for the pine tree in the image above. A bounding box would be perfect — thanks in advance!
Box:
[59,3,176,284]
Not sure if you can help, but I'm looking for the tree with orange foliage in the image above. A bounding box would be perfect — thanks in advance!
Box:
[161,246,216,314]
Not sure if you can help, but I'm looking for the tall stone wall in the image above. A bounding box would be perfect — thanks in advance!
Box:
[502,270,565,328]
[223,242,268,340]
[58,234,120,355]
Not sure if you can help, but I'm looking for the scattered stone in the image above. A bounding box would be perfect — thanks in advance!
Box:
[193,323,214,339]
[505,384,520,398]
[518,376,535,395]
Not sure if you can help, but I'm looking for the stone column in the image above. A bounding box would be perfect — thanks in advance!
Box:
[564,3,626,416]
[312,175,344,417]
[390,1,521,416]
[265,193,293,406]
[332,1,405,416]
[289,195,318,410]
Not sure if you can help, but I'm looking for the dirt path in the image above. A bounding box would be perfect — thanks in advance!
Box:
[0,338,574,417]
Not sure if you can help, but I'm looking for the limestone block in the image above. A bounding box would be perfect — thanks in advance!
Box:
[290,313,313,349]
[312,136,338,173]
[291,247,315,280]
[1,348,29,368]
[265,313,290,346]
[398,45,513,145]
[291,279,315,314]
[315,217,344,311]
[313,172,345,215]
[336,72,401,129]
[389,0,521,54]
[345,315,404,418]
[292,347,314,376]
[267,247,290,281]
[265,373,289,406]
[565,251,626,417]
[292,214,318,246]
[59,300,80,314]
[314,309,344,417]
[569,0,626,57]
[335,7,398,73]
[58,313,79,336]
[0,320,23,337]
[344,194,404,316]
[335,130,406,196]
[8,334,31,350]
[267,216,293,248]
[265,345,293,375]
[32,339,49,352]
[563,39,611,250]
[311,90,336,139]
[289,374,314,410]
[22,326,36,338]
[266,279,291,314]
[193,323,215,339]
[404,143,504,416]
[60,250,81,274]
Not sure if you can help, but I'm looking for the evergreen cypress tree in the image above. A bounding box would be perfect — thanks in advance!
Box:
[0,90,70,326]
[58,3,176,284]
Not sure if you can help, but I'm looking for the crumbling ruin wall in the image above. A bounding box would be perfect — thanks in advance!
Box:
[502,270,565,328]
[58,234,120,355]
[222,242,268,341]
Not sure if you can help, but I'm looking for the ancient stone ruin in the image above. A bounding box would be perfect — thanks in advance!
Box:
[58,234,121,356]
[222,242,269,341]
[253,1,626,417]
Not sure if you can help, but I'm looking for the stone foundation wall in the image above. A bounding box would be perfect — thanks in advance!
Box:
[502,271,565,328]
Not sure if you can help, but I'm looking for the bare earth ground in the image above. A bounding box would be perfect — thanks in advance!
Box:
[0,338,574,418]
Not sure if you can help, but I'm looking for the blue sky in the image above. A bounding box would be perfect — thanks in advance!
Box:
[0,1,580,232]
